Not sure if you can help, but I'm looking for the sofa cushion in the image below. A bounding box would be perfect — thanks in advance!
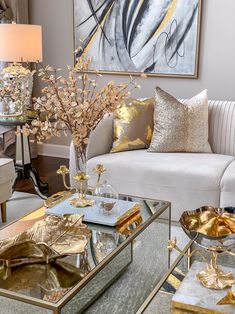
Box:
[220,160,235,207]
[87,150,235,221]
[0,158,15,185]
[111,98,154,153]
[149,88,212,153]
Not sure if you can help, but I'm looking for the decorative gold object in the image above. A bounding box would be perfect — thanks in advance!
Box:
[217,289,235,305]
[56,165,70,190]
[93,164,107,188]
[116,204,143,236]
[45,190,75,208]
[0,214,91,267]
[0,260,87,302]
[56,164,107,208]
[175,206,235,290]
[180,206,235,236]
[70,172,95,208]
[197,251,235,290]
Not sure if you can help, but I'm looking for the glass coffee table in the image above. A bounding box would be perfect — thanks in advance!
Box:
[0,194,187,314]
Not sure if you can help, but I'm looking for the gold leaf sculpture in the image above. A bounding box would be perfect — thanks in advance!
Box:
[0,260,89,303]
[0,214,91,267]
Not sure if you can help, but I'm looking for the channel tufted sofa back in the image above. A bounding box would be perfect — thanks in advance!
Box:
[208,100,235,156]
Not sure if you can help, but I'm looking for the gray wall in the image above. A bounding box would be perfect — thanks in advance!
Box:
[29,0,235,146]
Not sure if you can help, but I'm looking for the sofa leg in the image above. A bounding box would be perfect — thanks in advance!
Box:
[1,202,6,223]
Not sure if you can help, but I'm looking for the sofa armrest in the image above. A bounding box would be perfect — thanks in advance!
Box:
[69,114,113,183]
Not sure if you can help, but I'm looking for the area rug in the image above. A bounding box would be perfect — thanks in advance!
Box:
[84,223,188,314]
[1,192,44,228]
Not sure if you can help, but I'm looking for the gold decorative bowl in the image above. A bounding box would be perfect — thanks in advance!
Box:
[180,206,235,249]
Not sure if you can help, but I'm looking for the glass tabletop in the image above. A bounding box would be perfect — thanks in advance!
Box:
[0,194,171,312]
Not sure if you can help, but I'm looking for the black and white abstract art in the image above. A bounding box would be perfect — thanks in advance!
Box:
[74,0,202,77]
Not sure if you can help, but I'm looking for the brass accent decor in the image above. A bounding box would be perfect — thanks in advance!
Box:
[93,164,107,189]
[217,289,235,305]
[177,206,235,290]
[0,261,87,302]
[45,190,75,208]
[0,214,91,267]
[56,164,107,208]
[71,172,95,207]
[180,206,235,236]
[56,165,70,190]
[116,204,143,236]
[196,251,235,290]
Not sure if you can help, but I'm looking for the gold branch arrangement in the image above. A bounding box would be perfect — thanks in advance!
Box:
[24,54,138,170]
[23,53,139,207]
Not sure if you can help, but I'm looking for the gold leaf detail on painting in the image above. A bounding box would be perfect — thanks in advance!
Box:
[154,0,177,37]
[80,2,116,57]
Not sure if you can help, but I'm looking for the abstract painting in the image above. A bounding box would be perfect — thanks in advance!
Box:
[73,0,202,77]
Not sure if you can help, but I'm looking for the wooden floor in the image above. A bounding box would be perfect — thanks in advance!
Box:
[15,156,69,196]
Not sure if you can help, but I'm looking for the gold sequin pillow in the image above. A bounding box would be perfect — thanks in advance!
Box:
[148,87,212,153]
[111,98,154,153]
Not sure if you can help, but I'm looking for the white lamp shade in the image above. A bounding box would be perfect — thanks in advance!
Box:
[0,24,43,63]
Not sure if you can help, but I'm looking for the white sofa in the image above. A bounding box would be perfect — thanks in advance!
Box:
[70,100,235,221]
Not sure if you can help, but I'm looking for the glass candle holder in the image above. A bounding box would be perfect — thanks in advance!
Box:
[95,180,119,215]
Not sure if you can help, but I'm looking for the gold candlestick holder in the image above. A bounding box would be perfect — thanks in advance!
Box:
[70,172,95,208]
[56,164,107,208]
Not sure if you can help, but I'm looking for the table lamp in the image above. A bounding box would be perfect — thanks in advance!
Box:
[0,23,42,118]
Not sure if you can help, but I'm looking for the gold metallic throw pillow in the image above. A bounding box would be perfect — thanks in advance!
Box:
[148,87,212,153]
[111,98,154,153]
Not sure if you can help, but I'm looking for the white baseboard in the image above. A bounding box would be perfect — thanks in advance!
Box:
[37,143,69,159]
